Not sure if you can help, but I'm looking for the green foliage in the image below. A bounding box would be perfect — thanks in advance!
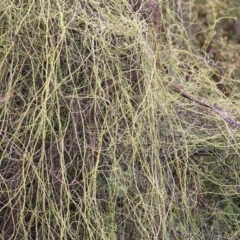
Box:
[181,0,240,81]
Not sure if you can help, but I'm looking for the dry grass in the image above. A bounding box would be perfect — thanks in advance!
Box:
[0,0,240,239]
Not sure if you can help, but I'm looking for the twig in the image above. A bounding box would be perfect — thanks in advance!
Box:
[172,84,240,128]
